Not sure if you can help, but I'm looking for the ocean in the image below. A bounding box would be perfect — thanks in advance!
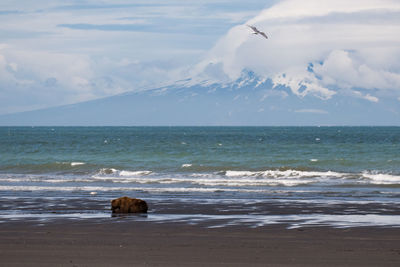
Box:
[1,126,399,228]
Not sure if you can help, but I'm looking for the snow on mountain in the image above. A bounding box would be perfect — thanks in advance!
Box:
[0,69,398,126]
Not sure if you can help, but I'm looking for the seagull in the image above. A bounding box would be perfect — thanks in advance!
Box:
[247,25,268,39]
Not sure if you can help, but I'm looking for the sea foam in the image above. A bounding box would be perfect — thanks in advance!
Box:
[362,171,400,184]
[224,169,347,179]
[1,169,399,189]
[119,170,152,176]
[70,162,85,166]
[181,164,193,168]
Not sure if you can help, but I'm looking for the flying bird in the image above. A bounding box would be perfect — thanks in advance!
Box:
[247,25,268,39]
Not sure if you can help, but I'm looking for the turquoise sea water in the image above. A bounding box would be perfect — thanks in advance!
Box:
[1,127,399,227]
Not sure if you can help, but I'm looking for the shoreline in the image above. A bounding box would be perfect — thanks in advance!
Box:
[1,219,400,266]
[1,196,400,229]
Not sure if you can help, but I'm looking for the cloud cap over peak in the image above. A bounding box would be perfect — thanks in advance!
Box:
[193,0,400,100]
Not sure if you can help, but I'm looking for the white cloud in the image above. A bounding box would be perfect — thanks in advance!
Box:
[251,0,398,21]
[353,91,379,102]
[193,0,400,100]
[0,48,99,113]
[0,42,197,114]
[314,50,400,91]
[364,94,379,103]
[0,52,19,86]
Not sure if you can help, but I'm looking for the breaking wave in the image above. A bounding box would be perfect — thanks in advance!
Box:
[1,168,399,190]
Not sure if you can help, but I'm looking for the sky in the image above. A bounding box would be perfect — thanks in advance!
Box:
[0,0,276,114]
[0,0,400,124]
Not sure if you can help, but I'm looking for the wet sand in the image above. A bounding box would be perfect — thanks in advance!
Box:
[1,219,400,267]
[1,197,400,266]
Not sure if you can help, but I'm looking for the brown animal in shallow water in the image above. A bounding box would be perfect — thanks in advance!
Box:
[111,196,148,213]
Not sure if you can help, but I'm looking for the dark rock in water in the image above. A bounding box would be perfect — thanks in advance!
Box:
[111,196,148,213]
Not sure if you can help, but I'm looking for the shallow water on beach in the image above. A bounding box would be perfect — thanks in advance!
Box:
[1,126,399,227]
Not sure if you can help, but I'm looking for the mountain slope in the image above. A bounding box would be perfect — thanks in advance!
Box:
[0,72,398,126]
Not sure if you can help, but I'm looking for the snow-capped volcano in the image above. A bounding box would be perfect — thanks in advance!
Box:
[0,69,398,126]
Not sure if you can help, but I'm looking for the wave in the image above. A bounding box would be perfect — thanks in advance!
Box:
[223,170,349,179]
[97,168,118,175]
[91,168,323,186]
[70,162,85,166]
[94,169,152,182]
[361,171,400,184]
[93,176,314,186]
[0,185,266,193]
[181,164,193,168]
[1,168,399,187]
[119,170,152,176]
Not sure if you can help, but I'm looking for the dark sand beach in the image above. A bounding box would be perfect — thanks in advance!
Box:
[1,218,400,266]
[1,197,400,266]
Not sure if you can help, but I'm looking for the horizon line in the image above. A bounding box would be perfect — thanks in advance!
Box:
[1,125,399,128]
